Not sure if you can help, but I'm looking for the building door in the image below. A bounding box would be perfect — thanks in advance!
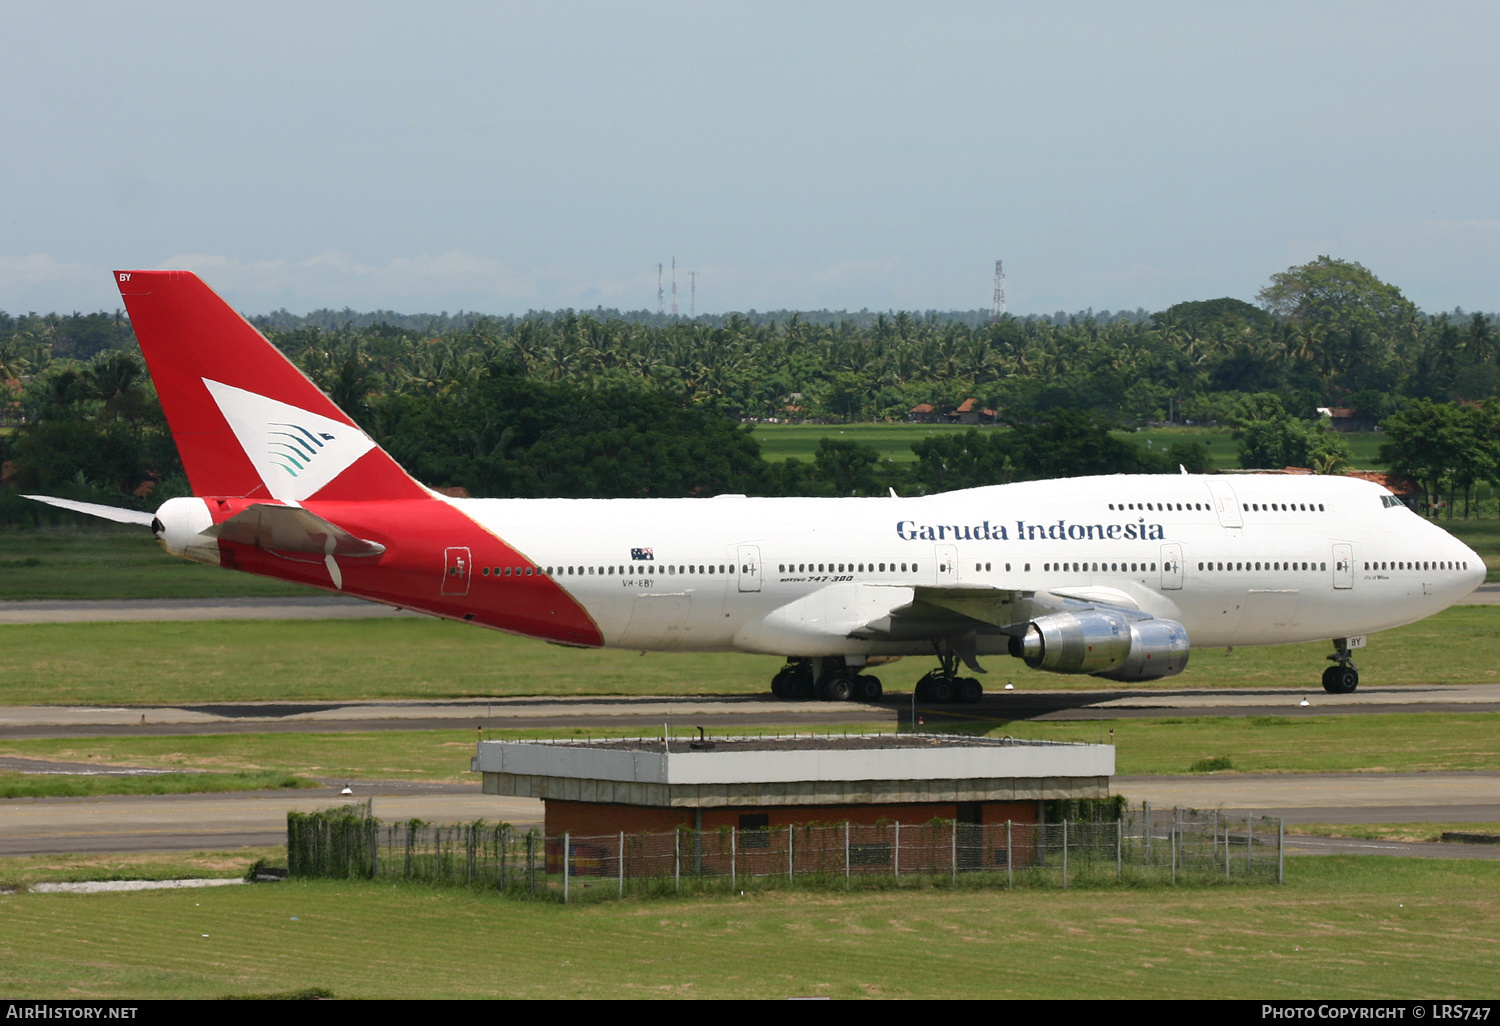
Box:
[442,546,472,596]
[737,545,762,593]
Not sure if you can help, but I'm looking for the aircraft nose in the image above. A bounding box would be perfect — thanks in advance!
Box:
[1458,542,1487,596]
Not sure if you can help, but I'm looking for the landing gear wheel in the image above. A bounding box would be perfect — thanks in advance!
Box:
[824,675,854,702]
[959,678,983,704]
[1322,665,1359,694]
[771,671,793,699]
[914,670,942,703]
[928,677,955,704]
[854,674,883,702]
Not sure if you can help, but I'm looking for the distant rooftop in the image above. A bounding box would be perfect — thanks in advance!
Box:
[511,733,1086,755]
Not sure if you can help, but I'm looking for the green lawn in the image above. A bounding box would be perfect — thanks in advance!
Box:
[0,770,315,799]
[2,606,1496,706]
[750,422,1391,474]
[3,711,1496,784]
[0,858,1495,999]
[0,528,318,601]
[991,712,1500,776]
[748,422,977,463]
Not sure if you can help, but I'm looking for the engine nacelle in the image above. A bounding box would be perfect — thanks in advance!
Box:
[152,496,220,566]
[1009,610,1191,681]
[1093,618,1191,682]
[1010,610,1132,674]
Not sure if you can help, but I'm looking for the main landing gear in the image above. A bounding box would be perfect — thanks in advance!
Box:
[913,641,983,705]
[770,657,883,703]
[1321,639,1360,694]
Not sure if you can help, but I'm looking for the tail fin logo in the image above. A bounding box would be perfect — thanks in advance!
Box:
[204,379,375,501]
[267,423,337,479]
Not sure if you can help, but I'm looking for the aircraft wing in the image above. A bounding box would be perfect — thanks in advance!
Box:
[848,583,1149,672]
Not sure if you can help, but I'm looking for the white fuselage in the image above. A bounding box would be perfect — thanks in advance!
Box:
[451,473,1484,658]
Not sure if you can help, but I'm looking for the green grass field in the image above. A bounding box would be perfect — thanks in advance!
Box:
[0,528,318,601]
[750,422,1392,473]
[0,858,1495,999]
[3,711,1495,784]
[1,606,1495,706]
[0,770,314,799]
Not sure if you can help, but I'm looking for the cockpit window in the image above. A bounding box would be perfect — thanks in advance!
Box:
[1380,494,1404,509]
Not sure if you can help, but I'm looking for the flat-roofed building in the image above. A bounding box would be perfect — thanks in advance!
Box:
[473,733,1113,839]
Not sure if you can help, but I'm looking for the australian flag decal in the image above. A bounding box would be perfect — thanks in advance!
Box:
[630,547,654,561]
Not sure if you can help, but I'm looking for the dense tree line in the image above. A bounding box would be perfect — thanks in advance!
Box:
[2,257,1498,524]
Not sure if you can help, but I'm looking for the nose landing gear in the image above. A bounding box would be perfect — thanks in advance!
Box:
[1322,639,1360,694]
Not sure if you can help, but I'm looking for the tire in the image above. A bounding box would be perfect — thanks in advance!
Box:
[771,672,791,699]
[1322,665,1359,694]
[825,675,853,702]
[959,678,983,704]
[856,674,883,701]
[929,677,955,704]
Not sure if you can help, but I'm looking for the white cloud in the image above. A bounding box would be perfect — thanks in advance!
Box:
[0,254,99,288]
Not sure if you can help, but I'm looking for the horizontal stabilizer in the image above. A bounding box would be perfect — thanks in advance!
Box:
[23,495,156,527]
[200,503,386,557]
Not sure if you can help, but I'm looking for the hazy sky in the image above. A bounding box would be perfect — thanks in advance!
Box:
[3,1,1497,316]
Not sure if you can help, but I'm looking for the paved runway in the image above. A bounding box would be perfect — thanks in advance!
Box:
[0,781,539,856]
[2,771,1495,858]
[3,681,1498,741]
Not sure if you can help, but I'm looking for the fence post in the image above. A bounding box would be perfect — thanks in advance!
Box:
[674,829,680,894]
[730,827,736,892]
[844,823,850,887]
[788,825,794,883]
[1061,819,1068,889]
[369,815,378,880]
[1171,813,1177,885]
[1144,801,1151,867]
[1225,823,1231,882]
[1006,821,1012,890]
[563,832,570,904]
[618,831,624,898]
[528,832,536,895]
[1278,818,1284,885]
[950,821,957,885]
[1248,815,1254,873]
[893,822,900,879]
[1116,819,1122,881]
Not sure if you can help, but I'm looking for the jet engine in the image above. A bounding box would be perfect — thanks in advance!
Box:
[1009,610,1190,681]
[1094,618,1190,681]
[152,496,221,566]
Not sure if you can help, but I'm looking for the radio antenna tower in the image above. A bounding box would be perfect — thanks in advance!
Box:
[689,271,696,317]
[657,263,665,316]
[671,256,678,317]
[991,260,1007,323]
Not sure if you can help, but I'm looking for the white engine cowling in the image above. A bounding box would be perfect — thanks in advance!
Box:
[152,497,220,565]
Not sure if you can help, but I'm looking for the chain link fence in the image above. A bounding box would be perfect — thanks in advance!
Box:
[287,802,1284,901]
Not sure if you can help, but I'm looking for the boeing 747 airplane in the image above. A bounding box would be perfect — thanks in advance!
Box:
[27,271,1485,701]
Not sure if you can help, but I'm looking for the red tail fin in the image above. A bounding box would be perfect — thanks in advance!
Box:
[116,270,426,502]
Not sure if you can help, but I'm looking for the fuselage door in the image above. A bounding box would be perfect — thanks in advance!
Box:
[737,544,762,593]
[935,544,959,585]
[442,546,472,596]
[1160,543,1184,590]
[1332,543,1354,590]
[1204,478,1243,528]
